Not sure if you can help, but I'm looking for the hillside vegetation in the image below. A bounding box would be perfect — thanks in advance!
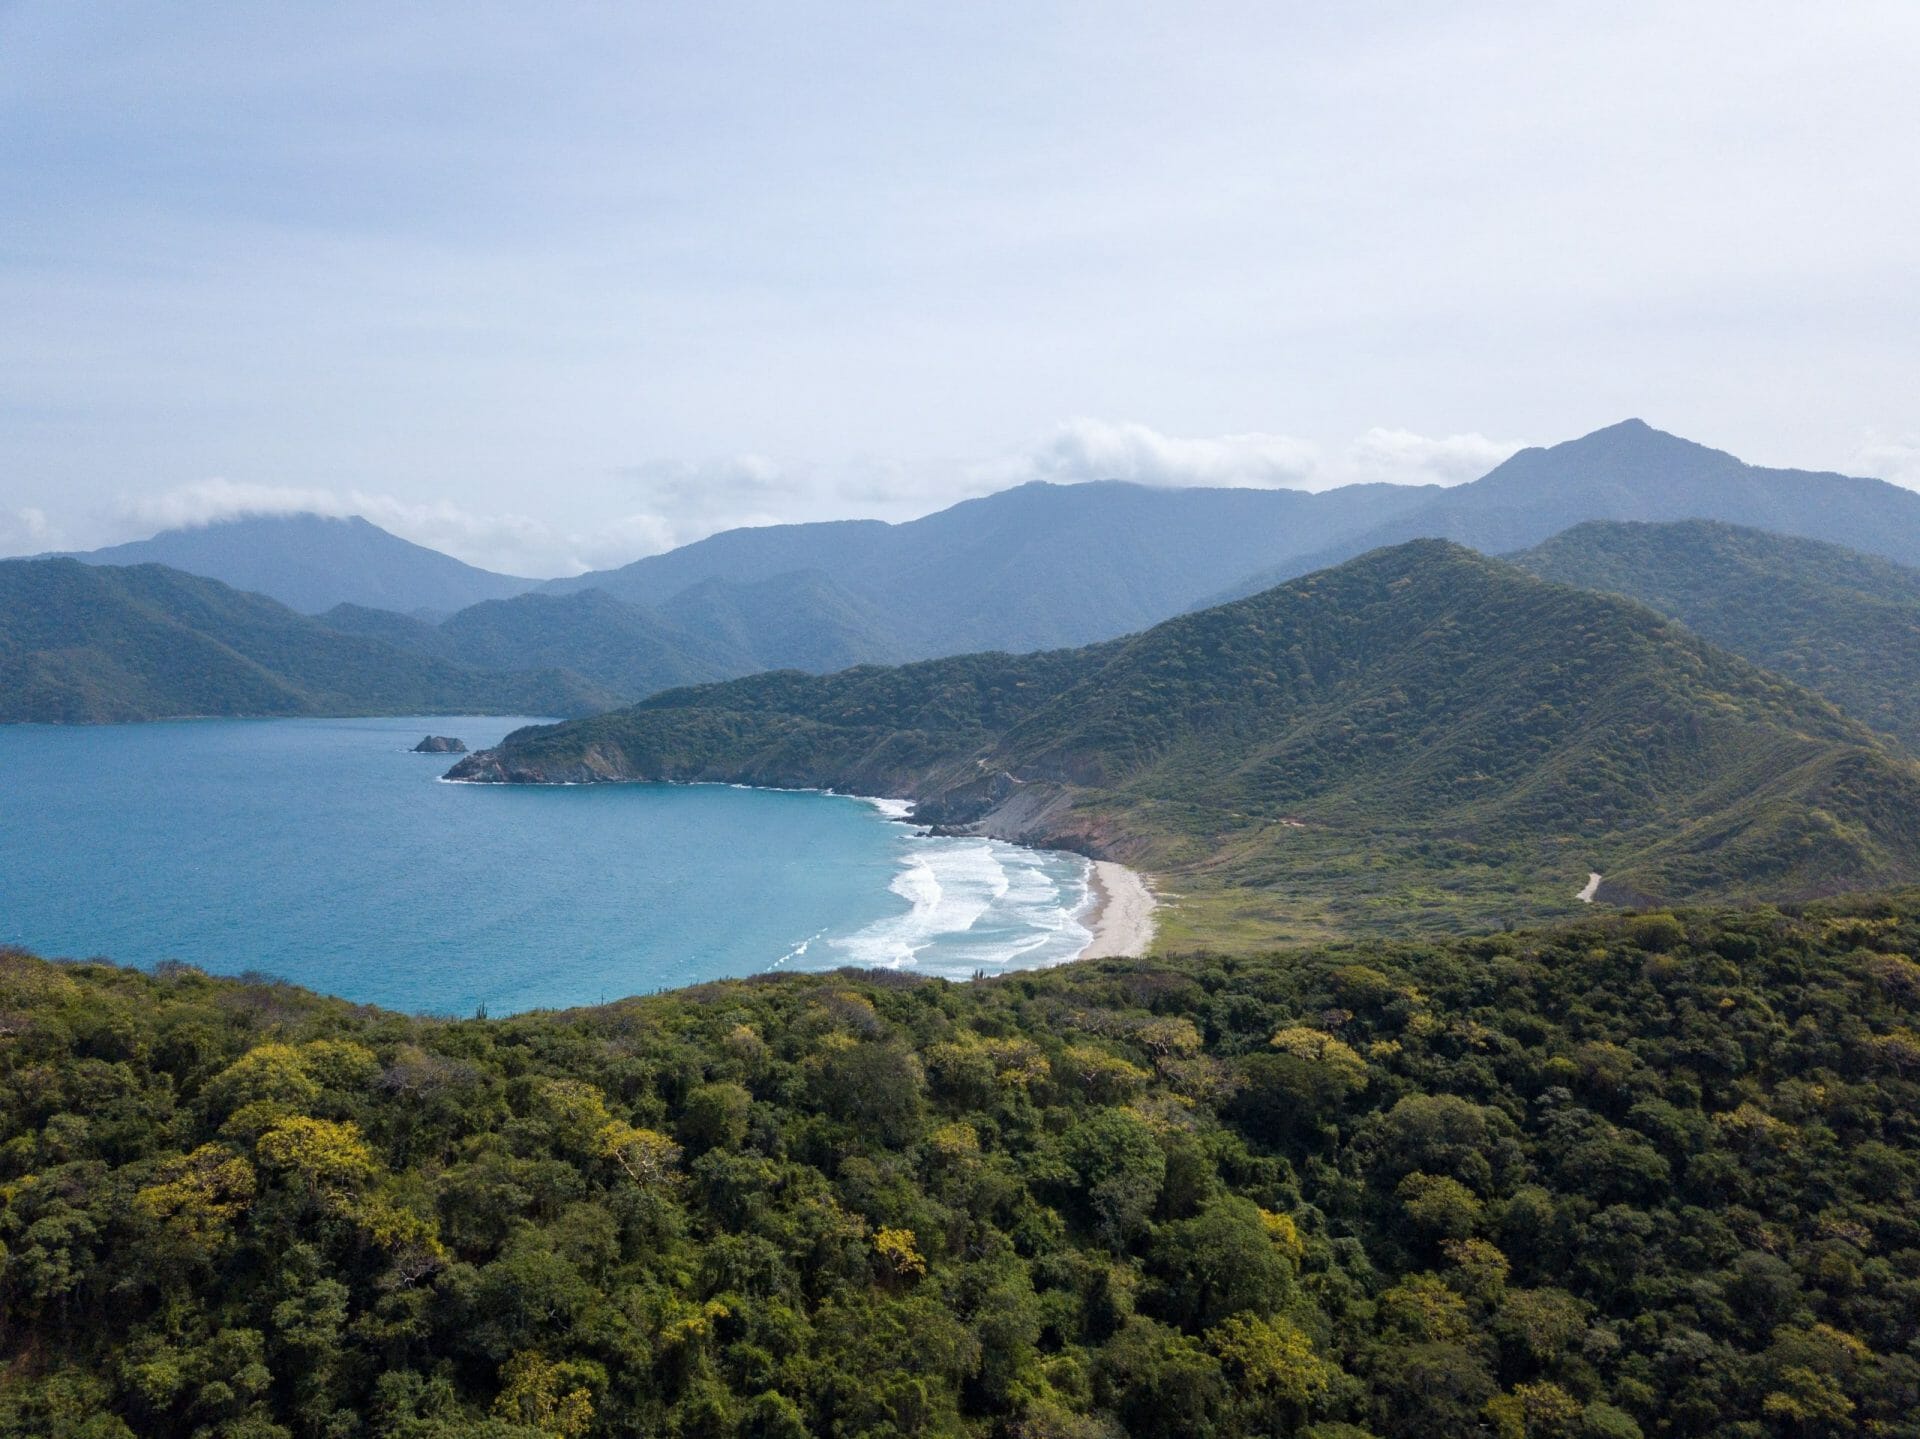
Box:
[0,559,614,723]
[1512,520,1920,753]
[4,893,1920,1437]
[323,573,907,704]
[451,542,1920,940]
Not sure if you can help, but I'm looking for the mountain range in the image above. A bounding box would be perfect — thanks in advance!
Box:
[58,422,1920,689]
[448,539,1920,942]
[317,569,906,700]
[0,558,612,723]
[1209,419,1920,601]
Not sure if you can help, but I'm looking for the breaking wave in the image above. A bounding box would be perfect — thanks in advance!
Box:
[815,830,1094,980]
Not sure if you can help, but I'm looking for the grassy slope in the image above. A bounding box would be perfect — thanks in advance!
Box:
[1512,518,1920,752]
[451,542,1920,943]
[0,558,616,722]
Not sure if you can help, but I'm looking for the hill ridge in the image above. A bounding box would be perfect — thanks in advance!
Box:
[73,512,539,616]
[0,557,612,723]
[449,539,1920,939]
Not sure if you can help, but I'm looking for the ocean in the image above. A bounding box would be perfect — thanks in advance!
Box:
[0,715,1093,1014]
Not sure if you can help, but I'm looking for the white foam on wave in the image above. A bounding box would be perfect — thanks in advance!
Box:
[821,832,1094,979]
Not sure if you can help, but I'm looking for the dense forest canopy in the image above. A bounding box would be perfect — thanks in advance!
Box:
[4,892,1919,1437]
[1511,519,1920,755]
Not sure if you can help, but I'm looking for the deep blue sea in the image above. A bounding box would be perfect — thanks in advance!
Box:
[0,716,1092,1014]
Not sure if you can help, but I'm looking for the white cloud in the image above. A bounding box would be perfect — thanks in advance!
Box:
[0,506,62,556]
[980,419,1523,493]
[611,455,799,540]
[117,479,348,532]
[980,419,1320,491]
[1341,428,1526,488]
[71,422,1531,576]
[1852,433,1920,492]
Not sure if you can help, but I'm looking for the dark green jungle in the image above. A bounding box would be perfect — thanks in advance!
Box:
[5,892,1918,1439]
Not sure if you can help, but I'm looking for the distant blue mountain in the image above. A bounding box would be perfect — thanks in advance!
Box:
[75,513,538,615]
[1209,419,1920,602]
[77,421,1920,711]
[543,478,1439,655]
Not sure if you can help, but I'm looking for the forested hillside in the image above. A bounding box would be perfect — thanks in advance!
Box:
[5,892,1919,1437]
[323,574,908,703]
[450,541,1920,939]
[1512,520,1920,752]
[0,559,613,723]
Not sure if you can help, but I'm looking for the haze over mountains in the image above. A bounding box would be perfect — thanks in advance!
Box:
[55,421,1920,707]
[73,512,541,617]
[1209,419,1920,602]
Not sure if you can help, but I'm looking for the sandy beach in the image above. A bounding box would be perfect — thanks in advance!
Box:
[1077,860,1157,959]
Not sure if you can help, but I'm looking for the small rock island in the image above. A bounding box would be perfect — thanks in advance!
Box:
[413,735,467,754]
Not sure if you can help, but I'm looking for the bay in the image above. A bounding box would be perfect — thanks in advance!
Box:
[0,715,1092,1014]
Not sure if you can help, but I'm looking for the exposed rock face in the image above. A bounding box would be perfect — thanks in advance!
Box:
[440,745,1139,862]
[413,735,467,754]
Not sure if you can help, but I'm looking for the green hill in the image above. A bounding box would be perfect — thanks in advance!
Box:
[451,540,1920,939]
[1511,519,1920,752]
[5,891,1920,1436]
[0,558,615,723]
[436,590,735,698]
[319,572,908,703]
[656,569,908,673]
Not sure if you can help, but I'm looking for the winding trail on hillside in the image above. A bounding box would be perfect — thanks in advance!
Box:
[1577,871,1602,903]
[1078,861,1157,958]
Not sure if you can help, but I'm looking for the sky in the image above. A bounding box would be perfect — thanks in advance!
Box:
[3,1,1917,576]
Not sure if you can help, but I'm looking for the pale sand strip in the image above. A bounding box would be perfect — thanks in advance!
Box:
[1576,871,1602,903]
[1077,860,1157,959]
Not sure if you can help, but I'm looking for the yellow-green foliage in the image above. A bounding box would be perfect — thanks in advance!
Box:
[4,890,1920,1436]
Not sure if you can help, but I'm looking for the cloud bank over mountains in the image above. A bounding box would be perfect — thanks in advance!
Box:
[13,419,1917,579]
[32,422,1517,576]
[984,420,1524,492]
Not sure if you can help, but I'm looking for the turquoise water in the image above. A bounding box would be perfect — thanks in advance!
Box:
[0,716,1092,1014]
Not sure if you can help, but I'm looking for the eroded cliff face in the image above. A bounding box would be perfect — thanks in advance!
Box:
[443,747,1141,862]
[442,745,627,784]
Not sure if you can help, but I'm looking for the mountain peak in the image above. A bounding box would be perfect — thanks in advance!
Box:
[75,511,537,614]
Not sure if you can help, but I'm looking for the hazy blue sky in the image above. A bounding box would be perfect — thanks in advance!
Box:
[4,2,1917,574]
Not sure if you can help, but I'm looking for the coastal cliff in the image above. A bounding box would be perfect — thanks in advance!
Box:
[444,740,1142,862]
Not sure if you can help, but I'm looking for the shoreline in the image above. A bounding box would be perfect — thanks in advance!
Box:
[444,766,1159,970]
[1076,859,1157,960]
[848,789,1157,967]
